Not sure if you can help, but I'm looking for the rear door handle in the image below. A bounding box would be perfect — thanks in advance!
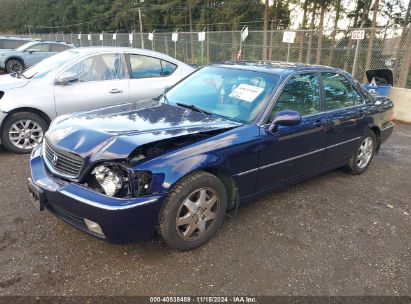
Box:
[109,88,123,94]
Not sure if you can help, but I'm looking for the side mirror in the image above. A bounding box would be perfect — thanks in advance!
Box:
[55,72,79,85]
[268,110,301,133]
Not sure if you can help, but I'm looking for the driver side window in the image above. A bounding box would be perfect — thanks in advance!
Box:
[63,53,127,82]
[268,73,320,122]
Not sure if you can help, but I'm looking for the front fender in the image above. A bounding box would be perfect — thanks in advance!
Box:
[129,124,260,197]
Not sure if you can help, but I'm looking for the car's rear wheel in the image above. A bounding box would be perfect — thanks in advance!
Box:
[6,59,24,74]
[158,171,227,251]
[1,112,48,154]
[347,130,376,175]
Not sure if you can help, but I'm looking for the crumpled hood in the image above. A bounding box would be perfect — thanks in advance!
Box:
[46,101,241,161]
[0,74,31,90]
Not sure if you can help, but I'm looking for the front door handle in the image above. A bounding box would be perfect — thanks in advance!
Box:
[109,88,123,94]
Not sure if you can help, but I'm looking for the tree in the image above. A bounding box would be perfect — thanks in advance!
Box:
[316,0,332,64]
[326,0,342,65]
[363,0,379,82]
[306,2,317,63]
[298,0,310,62]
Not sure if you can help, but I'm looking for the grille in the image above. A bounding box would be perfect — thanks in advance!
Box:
[44,139,83,178]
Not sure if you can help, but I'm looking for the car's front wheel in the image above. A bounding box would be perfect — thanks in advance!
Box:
[1,112,48,154]
[158,171,227,251]
[5,59,24,74]
[347,130,377,174]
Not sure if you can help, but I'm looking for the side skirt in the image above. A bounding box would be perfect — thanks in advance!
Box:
[238,159,349,205]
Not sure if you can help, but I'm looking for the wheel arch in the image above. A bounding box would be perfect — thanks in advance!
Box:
[369,124,382,151]
[1,107,51,133]
[5,56,25,67]
[161,165,238,211]
[202,167,238,210]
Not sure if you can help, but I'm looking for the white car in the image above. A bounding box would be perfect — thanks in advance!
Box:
[0,47,195,153]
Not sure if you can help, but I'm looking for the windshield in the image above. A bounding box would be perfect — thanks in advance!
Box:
[15,41,38,52]
[22,50,78,79]
[162,66,280,124]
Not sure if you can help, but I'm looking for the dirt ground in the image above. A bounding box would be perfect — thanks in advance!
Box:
[0,123,410,296]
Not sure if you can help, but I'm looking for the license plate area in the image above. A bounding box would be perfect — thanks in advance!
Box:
[27,178,45,211]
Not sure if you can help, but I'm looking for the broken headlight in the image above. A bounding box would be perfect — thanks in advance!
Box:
[88,164,152,198]
[92,165,128,197]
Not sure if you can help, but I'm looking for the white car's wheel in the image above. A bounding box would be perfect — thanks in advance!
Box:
[1,112,48,154]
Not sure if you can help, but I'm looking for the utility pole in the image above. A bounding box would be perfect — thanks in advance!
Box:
[138,8,144,49]
[262,0,269,60]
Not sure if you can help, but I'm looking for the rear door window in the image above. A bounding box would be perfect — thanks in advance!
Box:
[321,72,363,110]
[161,60,177,76]
[129,54,163,78]
[50,44,70,52]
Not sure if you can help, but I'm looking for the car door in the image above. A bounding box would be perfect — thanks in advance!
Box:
[256,72,328,191]
[127,53,180,101]
[23,43,52,67]
[54,52,130,115]
[321,72,368,166]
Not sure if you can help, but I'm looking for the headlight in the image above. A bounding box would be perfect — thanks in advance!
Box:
[92,165,127,197]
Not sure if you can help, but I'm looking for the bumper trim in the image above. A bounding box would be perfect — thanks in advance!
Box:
[59,189,158,210]
[381,122,395,132]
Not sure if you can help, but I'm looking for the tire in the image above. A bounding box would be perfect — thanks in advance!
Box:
[5,59,24,74]
[1,112,48,154]
[346,130,377,175]
[158,171,227,251]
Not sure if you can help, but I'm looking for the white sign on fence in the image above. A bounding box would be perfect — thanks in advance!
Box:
[282,31,296,43]
[113,33,117,40]
[99,34,103,41]
[198,31,205,42]
[351,30,365,40]
[172,32,178,42]
[241,27,249,42]
[78,34,81,39]
[129,33,133,43]
[87,34,91,41]
[148,33,154,41]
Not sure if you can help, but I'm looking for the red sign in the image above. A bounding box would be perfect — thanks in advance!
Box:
[351,30,365,40]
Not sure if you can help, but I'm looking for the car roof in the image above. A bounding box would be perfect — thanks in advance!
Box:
[30,40,75,46]
[69,47,184,63]
[211,61,341,75]
[0,36,33,41]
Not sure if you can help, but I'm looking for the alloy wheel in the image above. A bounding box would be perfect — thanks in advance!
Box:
[9,61,23,73]
[176,187,221,241]
[357,137,373,169]
[8,119,44,150]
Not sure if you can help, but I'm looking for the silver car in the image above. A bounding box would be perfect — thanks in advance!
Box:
[0,47,195,153]
[0,40,75,73]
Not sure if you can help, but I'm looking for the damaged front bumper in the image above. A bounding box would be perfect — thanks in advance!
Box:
[28,145,166,244]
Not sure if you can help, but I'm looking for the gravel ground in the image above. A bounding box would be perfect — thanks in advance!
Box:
[0,123,410,296]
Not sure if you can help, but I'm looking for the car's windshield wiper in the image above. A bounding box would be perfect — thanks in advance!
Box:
[176,102,212,116]
[162,92,170,104]
[11,71,28,79]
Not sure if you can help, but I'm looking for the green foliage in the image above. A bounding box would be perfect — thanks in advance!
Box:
[0,0,281,33]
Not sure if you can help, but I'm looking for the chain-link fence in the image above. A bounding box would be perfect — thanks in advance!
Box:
[9,27,411,88]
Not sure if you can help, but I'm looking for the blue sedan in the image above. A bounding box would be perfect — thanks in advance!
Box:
[28,62,395,251]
